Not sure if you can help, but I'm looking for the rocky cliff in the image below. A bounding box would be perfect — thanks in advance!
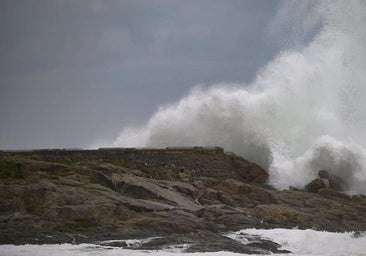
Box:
[0,148,365,253]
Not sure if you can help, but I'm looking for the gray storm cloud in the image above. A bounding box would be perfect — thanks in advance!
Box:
[0,0,279,149]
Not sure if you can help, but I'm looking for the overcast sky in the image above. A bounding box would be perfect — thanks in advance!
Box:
[0,0,284,149]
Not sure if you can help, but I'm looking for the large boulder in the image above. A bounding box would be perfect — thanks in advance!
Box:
[305,170,347,193]
[318,170,346,191]
[304,178,327,193]
[235,162,269,184]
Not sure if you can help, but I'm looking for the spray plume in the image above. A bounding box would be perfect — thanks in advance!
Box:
[113,0,366,194]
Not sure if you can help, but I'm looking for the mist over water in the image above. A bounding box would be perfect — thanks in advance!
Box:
[113,1,366,194]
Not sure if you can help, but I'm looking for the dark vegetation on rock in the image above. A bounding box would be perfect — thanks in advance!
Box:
[0,147,365,254]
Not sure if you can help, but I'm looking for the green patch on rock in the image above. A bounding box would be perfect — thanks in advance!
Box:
[57,169,76,177]
[104,159,128,168]
[0,161,24,179]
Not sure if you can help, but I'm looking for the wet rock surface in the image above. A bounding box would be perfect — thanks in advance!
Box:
[0,148,365,253]
[305,170,347,193]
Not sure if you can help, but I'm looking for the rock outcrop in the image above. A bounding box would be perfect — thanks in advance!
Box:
[318,169,347,191]
[305,178,328,193]
[305,170,347,193]
[0,148,365,253]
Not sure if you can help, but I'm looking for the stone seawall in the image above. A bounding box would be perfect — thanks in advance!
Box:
[0,146,269,185]
[1,146,224,159]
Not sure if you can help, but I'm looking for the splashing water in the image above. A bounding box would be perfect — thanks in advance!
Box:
[112,0,366,194]
[2,229,366,255]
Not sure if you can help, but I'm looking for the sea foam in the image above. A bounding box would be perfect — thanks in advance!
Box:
[111,0,366,194]
[1,229,365,256]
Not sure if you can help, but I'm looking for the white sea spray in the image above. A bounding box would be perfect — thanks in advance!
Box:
[111,0,366,194]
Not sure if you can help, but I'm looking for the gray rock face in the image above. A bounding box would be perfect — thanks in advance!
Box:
[0,149,365,253]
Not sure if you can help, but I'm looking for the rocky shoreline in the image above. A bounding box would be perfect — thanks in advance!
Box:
[0,148,365,253]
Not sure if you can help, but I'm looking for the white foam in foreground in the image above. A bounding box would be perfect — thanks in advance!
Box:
[1,229,365,256]
[228,228,366,256]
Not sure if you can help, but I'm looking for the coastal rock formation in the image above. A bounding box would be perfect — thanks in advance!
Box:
[318,169,346,191]
[305,170,347,193]
[305,178,328,193]
[0,148,365,253]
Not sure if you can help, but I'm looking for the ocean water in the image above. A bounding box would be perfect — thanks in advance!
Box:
[1,229,365,256]
[108,0,366,195]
